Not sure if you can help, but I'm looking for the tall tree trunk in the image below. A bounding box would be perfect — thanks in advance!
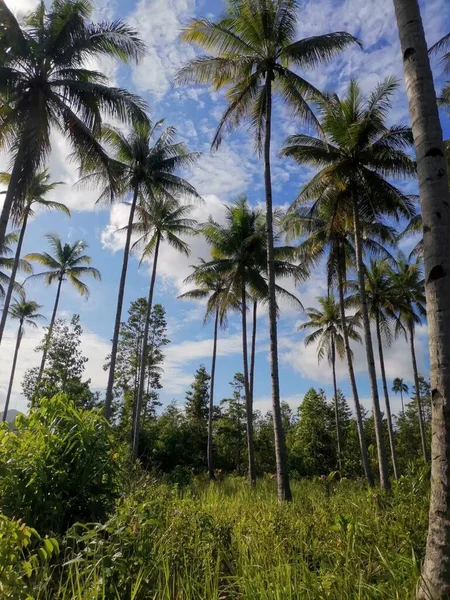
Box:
[105,187,139,421]
[37,274,63,384]
[264,73,292,501]
[132,232,160,462]
[249,300,257,402]
[331,338,343,474]
[2,321,23,422]
[0,207,29,346]
[375,313,399,479]
[207,309,219,481]
[409,323,428,462]
[393,2,450,595]
[337,256,373,484]
[400,389,405,415]
[241,282,256,487]
[352,199,390,490]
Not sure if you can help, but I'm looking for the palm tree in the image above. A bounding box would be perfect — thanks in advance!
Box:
[430,32,450,111]
[179,262,239,480]
[0,0,148,252]
[390,254,428,463]
[176,0,358,502]
[97,122,200,421]
[393,2,450,592]
[124,197,197,462]
[300,295,361,475]
[198,197,304,488]
[282,78,416,490]
[0,231,32,301]
[25,234,100,382]
[0,170,68,346]
[392,378,409,415]
[348,259,400,480]
[2,296,45,422]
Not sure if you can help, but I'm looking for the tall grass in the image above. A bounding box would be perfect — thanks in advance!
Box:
[28,470,429,600]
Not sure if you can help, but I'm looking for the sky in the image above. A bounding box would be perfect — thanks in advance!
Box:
[0,0,449,418]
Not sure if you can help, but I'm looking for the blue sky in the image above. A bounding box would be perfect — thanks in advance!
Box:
[1,0,449,417]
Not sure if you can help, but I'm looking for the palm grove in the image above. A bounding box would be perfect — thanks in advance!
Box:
[0,0,449,597]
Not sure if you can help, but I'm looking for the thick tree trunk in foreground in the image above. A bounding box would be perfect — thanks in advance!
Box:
[352,201,390,490]
[104,187,139,421]
[409,323,428,463]
[132,232,160,462]
[207,308,219,481]
[0,208,29,346]
[393,1,450,594]
[264,73,292,501]
[331,339,343,474]
[241,283,256,487]
[375,313,399,479]
[2,321,23,422]
[337,267,373,485]
[37,274,63,383]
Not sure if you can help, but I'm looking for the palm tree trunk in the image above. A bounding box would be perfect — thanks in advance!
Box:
[105,187,139,421]
[37,274,63,384]
[249,300,257,402]
[352,198,390,490]
[400,389,405,415]
[2,321,23,422]
[241,282,256,487]
[393,1,450,594]
[264,73,292,502]
[337,257,373,484]
[132,232,160,462]
[207,308,219,481]
[331,338,343,474]
[375,312,399,479]
[0,144,29,255]
[409,323,428,463]
[0,207,29,347]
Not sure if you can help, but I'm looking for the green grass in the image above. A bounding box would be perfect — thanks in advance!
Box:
[28,470,429,600]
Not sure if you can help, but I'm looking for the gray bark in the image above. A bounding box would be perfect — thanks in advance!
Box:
[2,321,23,422]
[264,73,292,501]
[249,300,257,403]
[208,309,219,481]
[241,282,256,487]
[352,199,390,490]
[104,187,139,421]
[331,338,343,474]
[393,0,450,595]
[409,323,428,463]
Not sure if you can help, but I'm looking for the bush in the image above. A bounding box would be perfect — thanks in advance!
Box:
[0,395,120,534]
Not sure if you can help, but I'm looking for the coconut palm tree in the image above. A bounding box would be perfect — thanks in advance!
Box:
[179,262,239,480]
[0,231,32,301]
[348,259,400,480]
[430,31,450,111]
[25,235,101,382]
[393,2,450,592]
[2,296,45,422]
[282,78,416,490]
[392,377,409,415]
[97,122,200,421]
[390,254,428,463]
[198,197,304,487]
[123,196,197,462]
[176,0,359,502]
[0,0,148,252]
[299,295,361,475]
[0,170,68,346]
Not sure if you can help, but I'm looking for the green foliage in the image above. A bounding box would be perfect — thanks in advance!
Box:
[185,364,210,424]
[0,395,120,534]
[22,315,98,409]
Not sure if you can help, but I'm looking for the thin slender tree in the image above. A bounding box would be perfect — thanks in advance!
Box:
[179,262,239,480]
[392,377,409,415]
[282,79,416,490]
[0,0,147,251]
[0,231,32,300]
[25,235,100,382]
[0,170,68,345]
[393,2,450,593]
[2,296,45,422]
[300,295,361,475]
[124,197,197,462]
[176,0,358,501]
[96,122,200,421]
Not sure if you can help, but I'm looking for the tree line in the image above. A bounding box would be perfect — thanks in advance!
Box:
[0,0,449,596]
